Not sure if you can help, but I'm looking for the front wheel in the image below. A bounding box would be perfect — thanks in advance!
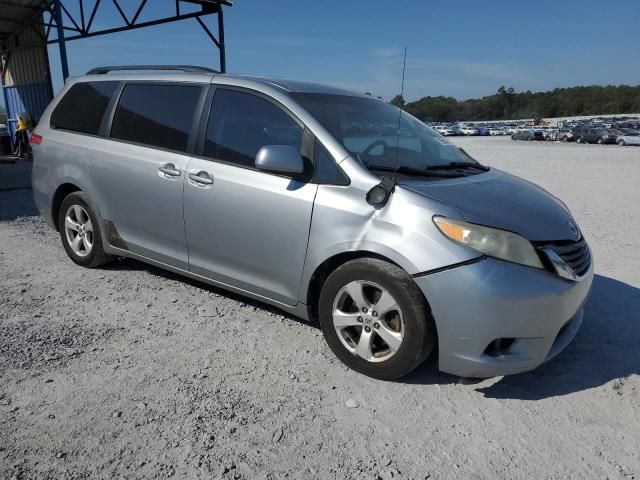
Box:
[318,258,436,380]
[618,140,625,146]
[58,192,113,268]
[597,138,603,145]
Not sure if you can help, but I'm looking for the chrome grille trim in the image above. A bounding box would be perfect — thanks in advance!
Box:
[536,237,592,281]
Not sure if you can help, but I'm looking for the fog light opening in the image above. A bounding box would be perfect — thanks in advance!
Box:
[484,338,516,357]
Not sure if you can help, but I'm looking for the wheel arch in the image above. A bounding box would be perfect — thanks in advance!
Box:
[51,183,82,231]
[305,250,425,323]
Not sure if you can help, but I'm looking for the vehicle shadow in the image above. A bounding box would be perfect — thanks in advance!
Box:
[106,262,638,396]
[476,274,640,399]
[103,257,320,329]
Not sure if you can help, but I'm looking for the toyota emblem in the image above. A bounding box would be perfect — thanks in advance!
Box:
[567,220,579,238]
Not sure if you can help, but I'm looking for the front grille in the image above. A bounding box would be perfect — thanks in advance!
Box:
[538,237,591,277]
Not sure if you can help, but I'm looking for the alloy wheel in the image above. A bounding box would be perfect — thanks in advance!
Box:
[332,280,404,362]
[64,205,94,257]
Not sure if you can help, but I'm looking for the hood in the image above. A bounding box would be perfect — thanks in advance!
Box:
[403,169,580,242]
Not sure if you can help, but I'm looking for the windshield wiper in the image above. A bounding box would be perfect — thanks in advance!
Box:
[427,161,490,171]
[366,164,462,178]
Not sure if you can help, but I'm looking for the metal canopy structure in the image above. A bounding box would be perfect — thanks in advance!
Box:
[0,0,231,146]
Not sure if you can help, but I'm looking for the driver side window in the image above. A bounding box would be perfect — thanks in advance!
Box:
[204,89,303,168]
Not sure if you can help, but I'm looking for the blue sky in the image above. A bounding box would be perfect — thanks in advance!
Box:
[9,0,640,103]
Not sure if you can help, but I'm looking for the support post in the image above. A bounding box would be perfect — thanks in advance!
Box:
[217,6,226,73]
[53,0,69,80]
[1,71,13,153]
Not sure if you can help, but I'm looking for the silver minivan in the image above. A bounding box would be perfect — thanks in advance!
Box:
[31,66,593,380]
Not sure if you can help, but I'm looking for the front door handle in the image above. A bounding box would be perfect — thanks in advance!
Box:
[189,171,213,185]
[159,163,181,177]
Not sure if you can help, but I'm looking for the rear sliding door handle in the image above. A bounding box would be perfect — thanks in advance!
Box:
[188,171,213,185]
[159,163,181,177]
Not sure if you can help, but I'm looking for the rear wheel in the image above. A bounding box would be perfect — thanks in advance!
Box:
[597,138,603,145]
[618,139,625,146]
[561,136,569,142]
[58,192,113,268]
[318,258,436,380]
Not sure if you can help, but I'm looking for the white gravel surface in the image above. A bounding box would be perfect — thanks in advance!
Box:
[1,137,639,479]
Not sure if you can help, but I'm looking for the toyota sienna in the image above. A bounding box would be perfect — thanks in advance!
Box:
[31,66,594,380]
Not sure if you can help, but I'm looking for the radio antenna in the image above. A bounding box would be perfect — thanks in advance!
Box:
[392,47,407,187]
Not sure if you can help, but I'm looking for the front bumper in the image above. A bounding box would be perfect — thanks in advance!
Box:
[415,257,594,378]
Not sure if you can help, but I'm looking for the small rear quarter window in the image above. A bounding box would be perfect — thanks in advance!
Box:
[50,81,118,135]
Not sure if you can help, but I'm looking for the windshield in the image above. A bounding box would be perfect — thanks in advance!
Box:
[291,93,483,178]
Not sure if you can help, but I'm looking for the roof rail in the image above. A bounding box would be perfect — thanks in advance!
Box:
[86,65,219,75]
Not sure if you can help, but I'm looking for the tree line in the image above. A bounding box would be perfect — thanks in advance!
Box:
[390,85,640,122]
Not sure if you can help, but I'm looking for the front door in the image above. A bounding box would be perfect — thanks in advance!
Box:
[88,82,205,269]
[183,88,317,305]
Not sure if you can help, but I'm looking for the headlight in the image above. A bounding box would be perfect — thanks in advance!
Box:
[433,216,544,269]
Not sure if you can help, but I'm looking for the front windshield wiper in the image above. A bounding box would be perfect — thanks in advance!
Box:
[366,164,463,178]
[427,161,490,172]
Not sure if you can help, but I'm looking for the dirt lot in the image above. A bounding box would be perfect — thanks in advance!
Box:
[1,138,639,479]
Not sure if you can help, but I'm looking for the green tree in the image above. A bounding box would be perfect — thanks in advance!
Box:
[390,95,406,108]
[401,84,640,121]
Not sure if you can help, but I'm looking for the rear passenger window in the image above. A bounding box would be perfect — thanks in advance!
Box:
[204,89,303,168]
[111,83,202,152]
[50,81,118,135]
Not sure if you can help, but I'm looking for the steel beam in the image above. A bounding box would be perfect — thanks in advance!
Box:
[48,10,217,43]
[52,0,69,79]
[217,5,225,73]
[1,0,231,78]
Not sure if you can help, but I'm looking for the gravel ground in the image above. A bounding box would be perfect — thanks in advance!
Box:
[1,138,639,479]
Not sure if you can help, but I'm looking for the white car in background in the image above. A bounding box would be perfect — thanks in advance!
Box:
[489,128,504,136]
[434,125,457,136]
[459,126,479,136]
[617,132,640,146]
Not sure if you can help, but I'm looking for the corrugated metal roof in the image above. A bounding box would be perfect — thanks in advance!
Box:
[0,1,48,49]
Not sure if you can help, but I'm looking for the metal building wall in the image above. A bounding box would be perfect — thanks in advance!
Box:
[1,20,53,143]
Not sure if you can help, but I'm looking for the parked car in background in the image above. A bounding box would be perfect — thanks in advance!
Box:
[557,128,578,142]
[460,126,479,136]
[434,125,457,136]
[489,128,504,136]
[543,128,558,141]
[616,132,640,146]
[511,129,544,141]
[575,127,617,144]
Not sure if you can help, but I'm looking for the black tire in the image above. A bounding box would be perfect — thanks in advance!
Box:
[318,258,436,380]
[561,136,569,142]
[618,139,625,146]
[58,191,113,268]
[597,138,603,145]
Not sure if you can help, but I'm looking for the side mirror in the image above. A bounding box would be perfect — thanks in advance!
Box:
[255,145,305,175]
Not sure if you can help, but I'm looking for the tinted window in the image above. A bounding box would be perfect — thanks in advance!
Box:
[51,81,118,135]
[204,89,303,168]
[315,140,348,185]
[111,83,202,152]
